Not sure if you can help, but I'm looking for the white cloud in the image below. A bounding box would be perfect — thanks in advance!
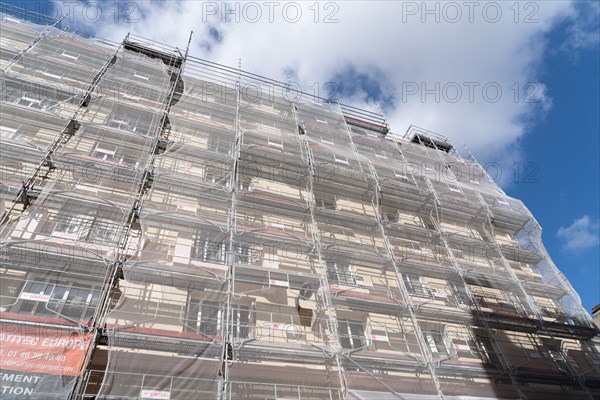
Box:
[560,1,600,55]
[556,215,600,252]
[57,1,597,174]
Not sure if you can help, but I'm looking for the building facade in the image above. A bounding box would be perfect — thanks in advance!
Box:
[1,7,599,400]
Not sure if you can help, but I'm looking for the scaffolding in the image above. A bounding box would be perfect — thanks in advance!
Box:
[1,7,599,400]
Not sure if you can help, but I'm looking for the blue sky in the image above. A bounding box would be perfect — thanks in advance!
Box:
[3,1,599,313]
[508,20,599,312]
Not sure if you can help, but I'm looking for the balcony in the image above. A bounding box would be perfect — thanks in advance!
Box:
[83,352,220,399]
[228,362,343,399]
[329,268,405,314]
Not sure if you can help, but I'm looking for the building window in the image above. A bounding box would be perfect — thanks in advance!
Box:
[334,154,349,165]
[541,339,570,372]
[375,150,387,159]
[106,114,144,133]
[53,214,93,240]
[267,138,283,149]
[403,274,431,298]
[451,282,472,306]
[0,125,19,140]
[185,299,251,340]
[186,299,221,336]
[476,334,501,365]
[424,331,448,356]
[383,210,399,223]
[16,282,54,317]
[61,51,80,60]
[238,180,251,192]
[122,92,141,102]
[52,213,117,245]
[204,168,228,186]
[15,96,43,109]
[452,339,472,354]
[234,243,252,264]
[193,234,226,264]
[315,195,336,209]
[91,143,119,161]
[87,218,118,245]
[42,70,63,80]
[495,197,509,207]
[394,170,409,180]
[15,280,100,321]
[337,318,365,350]
[266,217,285,230]
[208,135,232,155]
[297,303,314,328]
[448,184,462,194]
[231,304,251,339]
[347,233,361,244]
[320,137,334,145]
[16,96,58,111]
[60,285,100,320]
[327,260,355,286]
[133,72,150,81]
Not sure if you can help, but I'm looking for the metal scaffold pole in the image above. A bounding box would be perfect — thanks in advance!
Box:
[475,191,593,398]
[221,56,243,400]
[0,33,127,227]
[69,31,193,400]
[447,141,591,398]
[337,104,446,400]
[425,173,528,399]
[414,142,530,399]
[291,98,349,399]
[2,8,599,398]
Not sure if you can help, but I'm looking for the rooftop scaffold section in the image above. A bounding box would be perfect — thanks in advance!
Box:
[404,124,456,154]
[0,5,599,400]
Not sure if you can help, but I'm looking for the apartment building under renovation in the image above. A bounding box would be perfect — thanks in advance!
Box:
[1,6,599,400]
